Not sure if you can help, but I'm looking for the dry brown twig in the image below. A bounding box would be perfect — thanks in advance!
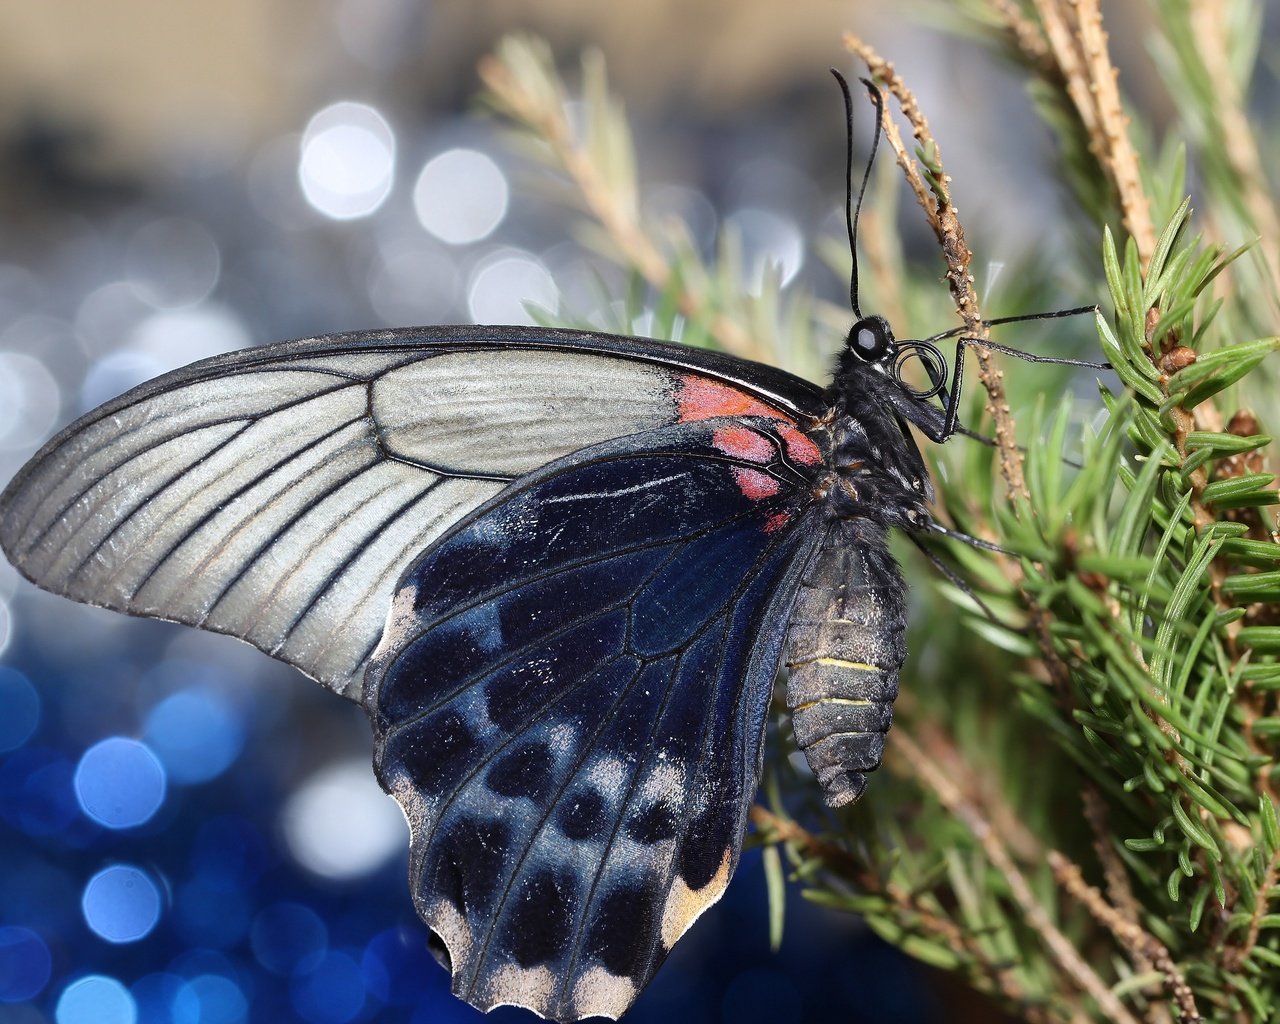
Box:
[842,31,1027,503]
[748,804,1056,1024]
[1048,852,1200,1024]
[891,730,1146,1024]
[1073,0,1156,262]
[1016,0,1156,264]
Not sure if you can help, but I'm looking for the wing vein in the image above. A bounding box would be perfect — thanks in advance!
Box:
[389,501,770,654]
[123,414,369,602]
[197,462,398,626]
[17,377,359,557]
[270,476,448,654]
[66,417,258,587]
[409,646,635,878]
[551,521,808,1000]
[381,540,689,738]
[339,484,500,674]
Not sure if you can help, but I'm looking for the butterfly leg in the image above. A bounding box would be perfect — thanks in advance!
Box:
[939,334,1112,440]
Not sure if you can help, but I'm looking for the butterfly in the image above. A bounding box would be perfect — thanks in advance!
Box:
[0,74,1099,1021]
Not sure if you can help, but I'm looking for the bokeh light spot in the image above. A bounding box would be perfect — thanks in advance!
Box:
[0,926,52,1003]
[281,759,406,880]
[0,350,61,452]
[466,251,557,325]
[413,148,509,245]
[725,207,804,292]
[144,690,244,785]
[74,737,166,828]
[172,973,247,1024]
[298,102,396,220]
[361,927,437,1006]
[0,667,39,752]
[126,218,221,308]
[79,350,166,413]
[56,974,136,1024]
[292,951,366,1024]
[251,902,328,976]
[126,306,250,375]
[82,865,162,943]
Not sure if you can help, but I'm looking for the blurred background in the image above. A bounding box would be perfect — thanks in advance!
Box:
[0,3,1271,1024]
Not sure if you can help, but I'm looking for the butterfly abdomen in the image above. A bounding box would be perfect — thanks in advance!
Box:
[784,519,907,807]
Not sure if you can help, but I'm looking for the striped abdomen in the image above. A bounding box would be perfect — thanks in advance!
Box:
[784,518,908,807]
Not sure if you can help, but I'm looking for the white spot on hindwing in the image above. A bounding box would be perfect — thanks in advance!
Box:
[571,966,637,1021]
[427,897,474,968]
[547,718,577,753]
[585,755,629,799]
[482,963,557,1015]
[638,760,684,804]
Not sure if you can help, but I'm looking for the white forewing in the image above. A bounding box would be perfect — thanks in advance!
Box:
[0,329,785,701]
[371,350,674,475]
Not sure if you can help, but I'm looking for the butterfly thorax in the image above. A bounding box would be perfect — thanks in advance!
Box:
[814,360,933,534]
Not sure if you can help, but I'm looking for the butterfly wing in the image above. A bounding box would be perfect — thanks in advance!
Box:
[365,416,825,1021]
[0,325,823,701]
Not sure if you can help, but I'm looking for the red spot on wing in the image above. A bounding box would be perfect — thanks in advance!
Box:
[763,512,792,533]
[676,375,793,424]
[778,424,822,465]
[732,467,780,500]
[712,425,773,463]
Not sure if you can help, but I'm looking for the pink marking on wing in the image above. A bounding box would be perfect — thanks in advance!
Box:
[676,375,792,424]
[712,425,773,463]
[778,424,822,465]
[763,512,791,533]
[732,467,781,500]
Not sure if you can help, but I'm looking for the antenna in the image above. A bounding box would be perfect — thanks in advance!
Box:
[830,69,883,320]
[827,71,1113,443]
[922,305,1102,343]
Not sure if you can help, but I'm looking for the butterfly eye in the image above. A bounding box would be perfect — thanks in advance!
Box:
[847,316,894,363]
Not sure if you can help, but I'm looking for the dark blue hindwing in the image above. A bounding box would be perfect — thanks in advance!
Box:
[365,419,823,1020]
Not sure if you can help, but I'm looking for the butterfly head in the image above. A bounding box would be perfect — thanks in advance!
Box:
[840,315,950,410]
